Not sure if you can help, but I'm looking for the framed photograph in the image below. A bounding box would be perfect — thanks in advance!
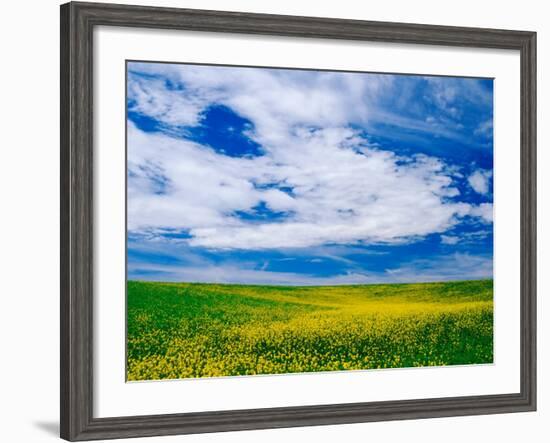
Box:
[60,1,536,440]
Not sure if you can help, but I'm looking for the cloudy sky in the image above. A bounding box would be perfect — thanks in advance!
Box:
[126,61,493,285]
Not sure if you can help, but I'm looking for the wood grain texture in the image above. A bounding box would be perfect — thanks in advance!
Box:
[60,2,537,440]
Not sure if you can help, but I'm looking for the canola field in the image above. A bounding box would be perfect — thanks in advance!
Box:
[126,279,493,381]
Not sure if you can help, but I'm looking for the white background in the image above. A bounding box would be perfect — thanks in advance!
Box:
[0,0,547,442]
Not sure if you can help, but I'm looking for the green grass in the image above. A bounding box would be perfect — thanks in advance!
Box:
[127,279,493,381]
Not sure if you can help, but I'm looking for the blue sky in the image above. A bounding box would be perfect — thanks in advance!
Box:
[126,61,493,285]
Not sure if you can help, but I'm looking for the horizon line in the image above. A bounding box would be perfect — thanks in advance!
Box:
[127,277,493,288]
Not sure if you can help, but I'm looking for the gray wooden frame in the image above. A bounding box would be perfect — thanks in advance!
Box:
[60,1,537,441]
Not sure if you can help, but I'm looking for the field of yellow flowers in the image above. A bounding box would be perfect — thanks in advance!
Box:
[126,279,493,381]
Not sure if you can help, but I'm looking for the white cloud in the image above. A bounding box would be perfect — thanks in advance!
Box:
[129,122,484,249]
[129,262,371,285]
[474,119,493,138]
[128,253,492,285]
[441,235,460,245]
[128,72,209,127]
[383,253,493,283]
[127,63,389,142]
[427,77,492,116]
[440,229,490,246]
[468,169,492,195]
[127,64,493,250]
[470,203,494,223]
